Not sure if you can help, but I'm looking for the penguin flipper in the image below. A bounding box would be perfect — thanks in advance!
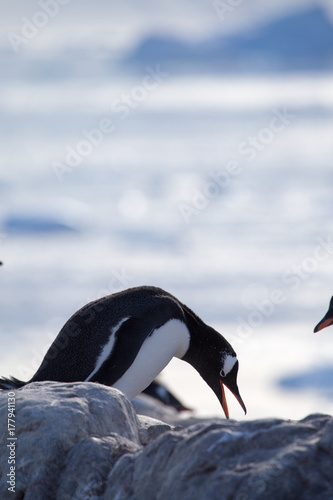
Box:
[89,316,158,386]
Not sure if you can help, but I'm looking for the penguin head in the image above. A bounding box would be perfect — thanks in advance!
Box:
[218,354,247,419]
[177,303,246,418]
[190,341,246,419]
[314,296,333,332]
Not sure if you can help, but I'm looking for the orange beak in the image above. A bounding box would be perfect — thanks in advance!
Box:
[220,380,247,419]
[220,381,229,419]
[314,296,333,332]
[314,317,333,332]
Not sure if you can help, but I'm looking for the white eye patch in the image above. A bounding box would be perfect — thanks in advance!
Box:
[220,354,237,377]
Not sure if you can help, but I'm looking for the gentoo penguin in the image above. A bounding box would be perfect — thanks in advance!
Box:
[0,286,246,418]
[314,296,333,332]
[142,380,192,412]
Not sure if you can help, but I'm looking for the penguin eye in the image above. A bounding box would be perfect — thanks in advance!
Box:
[220,369,226,378]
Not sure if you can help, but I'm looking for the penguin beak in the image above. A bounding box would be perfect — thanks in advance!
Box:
[314,296,333,332]
[219,362,247,419]
[219,380,247,419]
[314,316,333,332]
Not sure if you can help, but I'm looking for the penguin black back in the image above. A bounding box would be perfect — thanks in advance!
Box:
[30,286,185,384]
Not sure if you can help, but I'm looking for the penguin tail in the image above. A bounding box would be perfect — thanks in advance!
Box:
[0,376,26,390]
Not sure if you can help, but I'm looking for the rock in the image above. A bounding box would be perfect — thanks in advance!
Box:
[104,415,333,500]
[1,382,333,500]
[132,393,179,424]
[136,415,173,446]
[132,393,221,428]
[57,434,140,500]
[0,382,142,500]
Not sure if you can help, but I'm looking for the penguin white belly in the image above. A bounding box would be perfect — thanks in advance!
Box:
[113,318,190,400]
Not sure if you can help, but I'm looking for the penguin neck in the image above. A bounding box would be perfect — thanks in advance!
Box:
[181,305,225,386]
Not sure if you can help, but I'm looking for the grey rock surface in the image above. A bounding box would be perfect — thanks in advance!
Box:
[106,415,333,500]
[0,382,332,500]
[132,393,180,424]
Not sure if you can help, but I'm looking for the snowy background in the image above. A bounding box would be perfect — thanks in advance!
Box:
[0,0,333,420]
